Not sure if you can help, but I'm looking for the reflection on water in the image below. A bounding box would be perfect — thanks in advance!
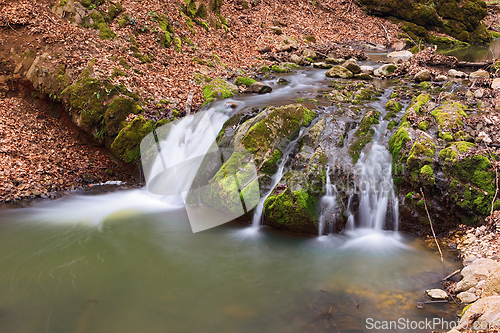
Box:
[438,38,500,62]
[0,207,460,333]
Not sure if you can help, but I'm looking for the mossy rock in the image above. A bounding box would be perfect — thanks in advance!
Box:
[264,188,319,234]
[104,96,142,138]
[234,76,256,87]
[384,99,403,119]
[111,116,155,163]
[349,109,380,163]
[431,101,467,139]
[202,78,239,101]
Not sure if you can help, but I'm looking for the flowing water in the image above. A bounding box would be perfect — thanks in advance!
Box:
[0,67,462,332]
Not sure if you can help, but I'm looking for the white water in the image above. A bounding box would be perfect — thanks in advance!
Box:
[250,128,306,228]
[318,167,337,236]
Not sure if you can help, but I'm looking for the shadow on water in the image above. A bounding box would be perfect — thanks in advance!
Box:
[437,38,500,62]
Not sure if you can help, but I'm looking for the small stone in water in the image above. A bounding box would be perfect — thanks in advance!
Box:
[425,289,448,299]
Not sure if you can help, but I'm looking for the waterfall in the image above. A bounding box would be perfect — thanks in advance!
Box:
[251,129,306,228]
[318,167,337,236]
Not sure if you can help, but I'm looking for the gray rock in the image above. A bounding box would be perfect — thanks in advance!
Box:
[374,64,398,77]
[290,54,304,65]
[245,82,272,94]
[435,75,447,82]
[325,66,354,79]
[302,49,317,59]
[458,296,500,330]
[426,289,448,299]
[326,58,345,64]
[313,62,333,69]
[414,69,431,82]
[457,292,477,303]
[387,50,413,61]
[342,58,361,74]
[474,88,485,98]
[354,73,373,80]
[469,69,490,79]
[360,66,374,75]
[276,44,292,52]
[492,78,500,89]
[448,69,467,78]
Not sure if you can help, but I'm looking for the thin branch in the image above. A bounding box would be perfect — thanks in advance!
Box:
[420,188,444,265]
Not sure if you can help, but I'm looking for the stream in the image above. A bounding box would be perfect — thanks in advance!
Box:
[0,64,463,332]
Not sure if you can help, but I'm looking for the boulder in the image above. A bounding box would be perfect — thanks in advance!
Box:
[374,64,398,77]
[302,49,317,59]
[245,82,272,94]
[360,65,374,75]
[448,69,467,78]
[276,44,292,52]
[458,296,500,330]
[492,78,500,89]
[342,58,362,74]
[325,66,354,79]
[290,54,304,65]
[312,62,333,69]
[469,69,490,79]
[435,75,447,82]
[426,289,448,299]
[387,50,413,61]
[415,69,431,82]
[354,73,373,80]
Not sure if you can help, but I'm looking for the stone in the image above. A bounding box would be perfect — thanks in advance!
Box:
[290,54,304,65]
[302,49,317,59]
[492,78,500,89]
[435,75,447,82]
[354,73,373,80]
[448,69,467,78]
[478,131,492,144]
[276,44,292,52]
[277,77,289,85]
[325,66,354,79]
[426,289,448,299]
[270,26,282,35]
[373,64,398,77]
[387,50,413,61]
[360,66,374,75]
[392,41,406,51]
[245,82,272,94]
[258,46,272,53]
[474,88,484,98]
[483,274,500,297]
[312,62,333,69]
[342,58,361,74]
[457,291,478,303]
[458,296,500,329]
[469,69,490,79]
[414,69,431,83]
[325,58,345,64]
[224,102,239,109]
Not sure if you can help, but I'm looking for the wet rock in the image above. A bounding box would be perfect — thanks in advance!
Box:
[469,69,490,79]
[245,82,272,94]
[457,291,477,303]
[426,289,448,299]
[435,75,447,82]
[290,54,304,65]
[325,66,354,78]
[373,64,397,77]
[342,58,362,74]
[448,69,467,78]
[354,73,373,80]
[224,102,239,109]
[360,66,374,75]
[312,62,333,69]
[492,78,500,89]
[414,69,431,83]
[458,296,500,329]
[302,49,317,59]
[387,50,413,61]
[277,77,290,85]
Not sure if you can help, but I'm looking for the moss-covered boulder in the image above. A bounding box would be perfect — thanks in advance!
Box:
[202,78,239,104]
[111,116,155,163]
[349,109,380,163]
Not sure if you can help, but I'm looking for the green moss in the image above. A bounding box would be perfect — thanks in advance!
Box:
[389,124,410,161]
[202,78,239,100]
[431,101,467,138]
[407,137,435,171]
[185,15,196,35]
[111,116,154,163]
[119,57,131,69]
[420,164,436,186]
[418,121,429,131]
[118,17,128,28]
[264,189,318,234]
[259,66,271,73]
[406,192,415,202]
[271,65,288,73]
[104,96,142,136]
[349,110,380,163]
[110,67,129,78]
[174,37,182,52]
[385,99,403,119]
[234,76,256,87]
[133,53,151,63]
[259,149,283,174]
[387,120,397,130]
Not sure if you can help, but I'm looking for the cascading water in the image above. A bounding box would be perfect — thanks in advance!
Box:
[318,167,337,236]
[251,128,306,229]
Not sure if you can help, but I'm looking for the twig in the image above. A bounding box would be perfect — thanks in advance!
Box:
[378,22,391,43]
[417,300,449,304]
[484,143,499,216]
[7,22,21,36]
[420,188,444,266]
[442,269,460,281]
